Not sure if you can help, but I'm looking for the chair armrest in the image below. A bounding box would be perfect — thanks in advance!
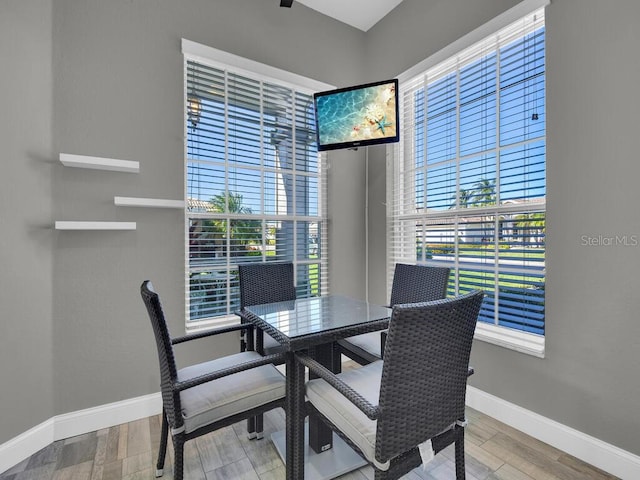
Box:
[235,309,255,321]
[171,323,253,345]
[468,366,474,376]
[296,353,380,420]
[174,352,286,392]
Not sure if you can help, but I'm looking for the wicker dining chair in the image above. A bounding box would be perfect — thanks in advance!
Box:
[237,262,296,436]
[298,290,483,480]
[337,263,451,365]
[141,281,286,480]
[238,262,297,356]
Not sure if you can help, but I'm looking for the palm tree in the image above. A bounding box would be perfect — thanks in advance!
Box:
[450,187,474,209]
[191,192,262,257]
[472,178,496,207]
[471,179,496,244]
[449,178,496,243]
[211,192,262,255]
[209,191,253,215]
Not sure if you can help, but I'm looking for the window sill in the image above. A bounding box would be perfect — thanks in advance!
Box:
[474,322,545,358]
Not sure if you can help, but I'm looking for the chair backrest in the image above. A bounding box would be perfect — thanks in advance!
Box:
[375,290,484,464]
[140,281,183,430]
[389,263,451,307]
[238,262,297,308]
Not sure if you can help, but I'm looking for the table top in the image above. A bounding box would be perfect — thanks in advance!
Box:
[244,294,392,350]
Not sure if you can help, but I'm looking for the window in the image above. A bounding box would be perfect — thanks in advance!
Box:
[183,41,330,328]
[389,9,546,355]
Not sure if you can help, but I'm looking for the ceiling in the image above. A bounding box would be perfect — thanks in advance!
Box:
[295,0,405,32]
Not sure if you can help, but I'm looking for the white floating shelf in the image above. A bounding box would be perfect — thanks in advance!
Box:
[114,196,184,209]
[55,221,137,230]
[60,153,139,173]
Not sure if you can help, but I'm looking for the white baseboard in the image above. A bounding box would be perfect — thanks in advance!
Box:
[466,386,640,480]
[53,393,162,441]
[0,418,54,474]
[0,392,161,475]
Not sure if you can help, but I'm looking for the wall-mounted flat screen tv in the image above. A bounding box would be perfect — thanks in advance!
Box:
[314,78,399,152]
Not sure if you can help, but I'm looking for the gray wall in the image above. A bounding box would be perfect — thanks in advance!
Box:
[50,0,367,415]
[366,0,640,456]
[364,0,524,80]
[0,0,54,442]
[1,0,368,445]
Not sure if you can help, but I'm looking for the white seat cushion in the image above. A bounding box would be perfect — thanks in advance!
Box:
[306,361,390,471]
[178,351,285,434]
[344,331,385,357]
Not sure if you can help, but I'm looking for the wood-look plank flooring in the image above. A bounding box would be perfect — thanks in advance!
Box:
[0,405,618,480]
[0,359,618,480]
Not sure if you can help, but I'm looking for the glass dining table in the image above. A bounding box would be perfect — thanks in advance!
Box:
[243,294,392,480]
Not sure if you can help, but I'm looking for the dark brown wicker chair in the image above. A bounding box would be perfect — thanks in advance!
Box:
[238,262,297,356]
[237,262,296,437]
[141,281,286,480]
[298,290,483,480]
[337,263,451,364]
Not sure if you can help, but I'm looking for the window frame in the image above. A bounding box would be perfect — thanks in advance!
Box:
[182,39,333,331]
[388,0,549,357]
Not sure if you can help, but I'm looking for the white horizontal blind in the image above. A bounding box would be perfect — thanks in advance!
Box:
[389,9,545,335]
[185,59,328,327]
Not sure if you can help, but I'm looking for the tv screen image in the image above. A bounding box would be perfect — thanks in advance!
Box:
[314,79,399,151]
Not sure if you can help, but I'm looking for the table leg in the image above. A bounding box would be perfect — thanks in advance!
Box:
[308,343,334,454]
[332,342,342,374]
[286,352,305,480]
